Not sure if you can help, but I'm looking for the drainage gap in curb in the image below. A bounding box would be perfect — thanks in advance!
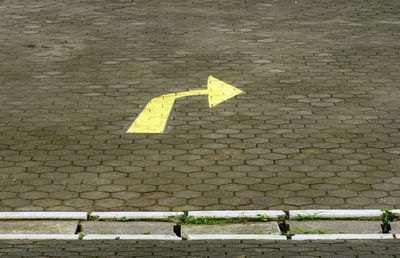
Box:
[173,224,181,237]
[75,223,83,235]
[75,223,85,240]
[278,220,291,239]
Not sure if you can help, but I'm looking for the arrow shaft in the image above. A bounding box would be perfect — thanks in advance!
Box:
[127,89,208,133]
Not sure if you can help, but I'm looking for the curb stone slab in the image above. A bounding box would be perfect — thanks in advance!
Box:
[80,221,176,235]
[291,234,394,240]
[90,212,184,221]
[0,212,87,220]
[289,210,382,220]
[181,222,282,240]
[186,234,287,240]
[0,210,395,241]
[188,210,285,220]
[0,221,79,234]
[82,234,181,240]
[288,220,383,234]
[181,222,281,236]
[390,221,400,233]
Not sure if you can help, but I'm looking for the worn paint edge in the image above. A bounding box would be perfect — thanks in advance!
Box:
[289,210,382,220]
[89,212,184,220]
[0,212,87,220]
[291,234,393,240]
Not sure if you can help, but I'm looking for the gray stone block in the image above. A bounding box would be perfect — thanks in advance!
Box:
[390,221,400,233]
[288,220,383,234]
[181,222,281,238]
[0,221,78,234]
[80,221,175,235]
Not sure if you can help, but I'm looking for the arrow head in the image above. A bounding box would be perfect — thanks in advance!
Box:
[207,75,244,108]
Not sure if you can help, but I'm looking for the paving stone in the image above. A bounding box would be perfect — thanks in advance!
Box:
[0,221,78,234]
[288,221,383,234]
[80,221,176,235]
[2,239,400,257]
[0,0,400,211]
[181,222,281,238]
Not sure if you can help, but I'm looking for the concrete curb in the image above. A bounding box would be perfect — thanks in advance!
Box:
[0,212,87,220]
[289,210,382,220]
[89,212,184,221]
[188,210,285,220]
[0,210,396,240]
[82,234,181,240]
[391,210,400,218]
[0,234,80,240]
[291,234,393,240]
[186,234,287,240]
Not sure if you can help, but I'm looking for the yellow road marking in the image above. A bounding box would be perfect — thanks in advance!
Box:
[127,75,243,134]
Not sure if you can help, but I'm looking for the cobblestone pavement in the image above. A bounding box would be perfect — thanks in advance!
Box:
[0,240,399,257]
[1,0,400,211]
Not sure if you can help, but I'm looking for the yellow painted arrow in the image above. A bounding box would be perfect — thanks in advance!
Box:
[127,75,243,133]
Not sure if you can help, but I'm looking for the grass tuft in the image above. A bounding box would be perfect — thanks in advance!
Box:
[117,216,130,222]
[296,213,321,221]
[295,227,329,234]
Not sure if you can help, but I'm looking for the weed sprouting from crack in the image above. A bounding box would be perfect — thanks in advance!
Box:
[296,213,321,221]
[295,227,329,234]
[382,209,394,233]
[117,216,130,222]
